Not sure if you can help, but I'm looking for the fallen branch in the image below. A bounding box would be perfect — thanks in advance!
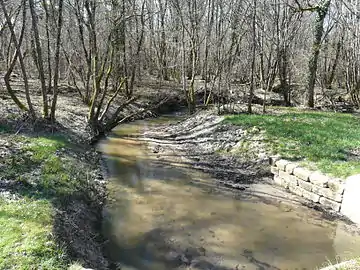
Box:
[105,96,170,132]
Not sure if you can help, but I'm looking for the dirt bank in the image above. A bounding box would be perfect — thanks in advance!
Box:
[143,108,272,183]
[102,108,360,270]
[141,108,360,224]
[0,96,109,268]
[0,76,190,269]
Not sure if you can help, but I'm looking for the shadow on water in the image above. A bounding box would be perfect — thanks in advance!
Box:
[99,122,360,270]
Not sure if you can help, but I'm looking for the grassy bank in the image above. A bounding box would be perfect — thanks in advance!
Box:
[0,123,107,269]
[320,258,360,270]
[226,109,360,178]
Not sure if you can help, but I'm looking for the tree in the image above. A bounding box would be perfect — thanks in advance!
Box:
[29,0,49,117]
[248,0,257,113]
[1,0,35,117]
[50,0,64,121]
[294,0,331,108]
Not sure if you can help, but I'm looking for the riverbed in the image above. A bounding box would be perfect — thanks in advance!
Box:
[99,115,360,270]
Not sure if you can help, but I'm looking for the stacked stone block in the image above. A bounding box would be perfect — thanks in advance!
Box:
[270,157,345,212]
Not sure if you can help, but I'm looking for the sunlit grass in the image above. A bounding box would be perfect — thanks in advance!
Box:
[0,198,67,270]
[226,110,360,178]
[0,133,93,269]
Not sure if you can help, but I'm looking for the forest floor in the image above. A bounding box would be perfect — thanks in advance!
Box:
[0,78,185,269]
[0,94,109,269]
[1,77,360,269]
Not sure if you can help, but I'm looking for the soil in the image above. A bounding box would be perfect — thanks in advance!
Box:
[102,109,360,270]
[0,96,108,268]
[141,109,302,201]
[0,78,186,270]
[140,108,360,225]
[2,77,359,269]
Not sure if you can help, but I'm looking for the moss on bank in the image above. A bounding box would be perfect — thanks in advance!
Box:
[0,123,108,269]
[225,109,360,178]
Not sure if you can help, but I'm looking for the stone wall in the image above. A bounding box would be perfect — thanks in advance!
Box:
[270,158,345,212]
[340,175,360,224]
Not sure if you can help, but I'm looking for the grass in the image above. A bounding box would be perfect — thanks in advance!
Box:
[225,109,360,178]
[0,131,94,269]
[320,258,360,269]
[0,198,66,269]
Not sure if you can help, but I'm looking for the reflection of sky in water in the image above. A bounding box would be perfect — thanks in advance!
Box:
[100,125,360,270]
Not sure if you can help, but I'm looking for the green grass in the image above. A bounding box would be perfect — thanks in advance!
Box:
[226,110,360,178]
[0,198,67,269]
[0,133,93,269]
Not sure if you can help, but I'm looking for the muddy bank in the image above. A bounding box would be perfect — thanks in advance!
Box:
[143,109,272,187]
[0,95,109,269]
[102,113,360,270]
[0,77,189,269]
[140,108,360,224]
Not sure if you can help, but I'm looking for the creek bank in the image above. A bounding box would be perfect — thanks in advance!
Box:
[142,108,360,226]
[0,94,110,269]
[143,109,296,199]
[320,259,360,270]
[103,108,360,270]
[0,79,190,269]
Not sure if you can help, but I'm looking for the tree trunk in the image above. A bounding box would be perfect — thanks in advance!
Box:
[42,0,52,94]
[306,0,330,108]
[248,0,257,114]
[50,0,64,122]
[326,33,343,89]
[1,0,35,116]
[279,47,291,106]
[29,0,49,117]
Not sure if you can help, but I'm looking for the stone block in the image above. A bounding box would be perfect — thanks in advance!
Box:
[298,180,314,192]
[278,171,298,189]
[271,166,279,175]
[309,171,329,187]
[312,185,343,203]
[328,178,345,195]
[341,175,360,224]
[281,177,291,189]
[269,156,281,166]
[279,170,289,179]
[289,185,303,197]
[274,174,292,189]
[274,175,282,186]
[285,163,298,174]
[275,159,289,171]
[288,175,299,188]
[301,188,321,203]
[319,197,341,212]
[293,167,311,181]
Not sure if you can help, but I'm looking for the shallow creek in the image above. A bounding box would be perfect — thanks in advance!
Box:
[99,116,360,270]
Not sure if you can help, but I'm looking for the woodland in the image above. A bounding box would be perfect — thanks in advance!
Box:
[0,0,359,137]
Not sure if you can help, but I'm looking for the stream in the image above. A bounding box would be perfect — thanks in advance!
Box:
[99,116,360,270]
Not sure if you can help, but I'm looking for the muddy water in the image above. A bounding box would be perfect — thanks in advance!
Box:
[99,118,360,270]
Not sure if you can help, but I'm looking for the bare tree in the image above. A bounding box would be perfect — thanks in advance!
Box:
[1,0,34,117]
[50,0,64,121]
[294,0,331,108]
[248,0,257,113]
[29,0,49,117]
